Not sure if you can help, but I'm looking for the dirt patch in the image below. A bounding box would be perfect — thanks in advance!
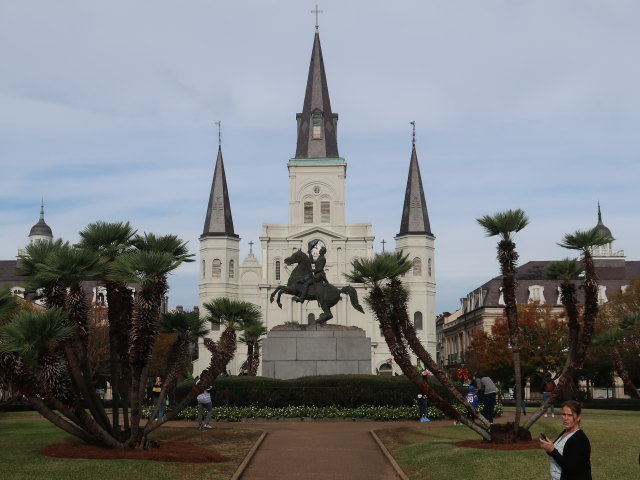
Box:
[454,439,540,450]
[41,440,229,463]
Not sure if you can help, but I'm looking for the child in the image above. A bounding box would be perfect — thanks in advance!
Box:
[466,384,479,420]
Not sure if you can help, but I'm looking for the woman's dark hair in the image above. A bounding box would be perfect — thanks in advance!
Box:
[561,400,582,416]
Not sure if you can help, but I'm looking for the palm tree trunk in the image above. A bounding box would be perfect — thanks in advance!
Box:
[611,345,640,399]
[389,280,489,425]
[373,283,491,440]
[249,343,260,376]
[29,396,98,444]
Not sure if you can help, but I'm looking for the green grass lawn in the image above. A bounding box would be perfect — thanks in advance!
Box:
[377,409,639,480]
[0,412,261,480]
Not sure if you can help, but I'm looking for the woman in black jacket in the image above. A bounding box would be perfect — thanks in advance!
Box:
[540,400,592,480]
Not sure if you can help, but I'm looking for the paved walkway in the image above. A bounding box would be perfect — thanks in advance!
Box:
[231,420,417,480]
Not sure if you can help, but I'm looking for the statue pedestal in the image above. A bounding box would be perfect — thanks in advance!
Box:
[261,324,372,379]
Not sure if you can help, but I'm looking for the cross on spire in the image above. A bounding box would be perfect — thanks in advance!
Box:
[248,241,254,255]
[381,239,386,252]
[410,121,416,146]
[215,121,221,146]
[311,4,323,30]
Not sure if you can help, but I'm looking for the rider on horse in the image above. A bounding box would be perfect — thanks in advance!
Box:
[294,239,327,302]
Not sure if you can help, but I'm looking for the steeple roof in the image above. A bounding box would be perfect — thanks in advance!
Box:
[594,202,613,239]
[202,146,237,238]
[294,31,339,159]
[29,201,53,238]
[398,145,432,236]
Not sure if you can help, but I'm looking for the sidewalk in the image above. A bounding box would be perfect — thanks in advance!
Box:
[234,421,414,480]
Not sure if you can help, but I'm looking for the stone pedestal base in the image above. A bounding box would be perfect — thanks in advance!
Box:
[261,324,372,379]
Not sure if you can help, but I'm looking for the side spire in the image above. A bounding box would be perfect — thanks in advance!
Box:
[295,30,339,159]
[202,130,237,238]
[398,124,432,235]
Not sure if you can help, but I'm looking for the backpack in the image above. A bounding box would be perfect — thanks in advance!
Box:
[544,380,555,392]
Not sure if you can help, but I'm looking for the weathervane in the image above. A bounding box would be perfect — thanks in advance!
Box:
[410,121,416,146]
[215,121,222,146]
[311,4,323,30]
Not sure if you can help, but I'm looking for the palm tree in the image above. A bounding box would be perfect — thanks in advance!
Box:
[145,310,208,425]
[108,247,191,446]
[77,221,136,431]
[239,320,268,376]
[18,240,112,433]
[160,298,263,430]
[346,252,491,440]
[523,228,612,429]
[477,209,529,430]
[0,308,112,445]
[557,228,612,359]
[593,328,639,399]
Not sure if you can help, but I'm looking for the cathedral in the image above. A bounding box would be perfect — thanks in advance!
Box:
[194,29,436,377]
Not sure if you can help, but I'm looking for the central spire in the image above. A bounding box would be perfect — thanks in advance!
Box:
[295,31,339,159]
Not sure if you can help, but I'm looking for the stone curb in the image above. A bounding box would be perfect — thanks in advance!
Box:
[230,430,268,480]
[369,430,409,480]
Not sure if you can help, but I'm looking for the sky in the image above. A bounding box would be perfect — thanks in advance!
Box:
[1,1,639,315]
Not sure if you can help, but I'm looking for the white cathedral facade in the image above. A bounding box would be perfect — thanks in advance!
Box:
[193,30,436,377]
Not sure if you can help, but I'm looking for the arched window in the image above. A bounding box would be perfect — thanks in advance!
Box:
[212,259,221,278]
[312,111,322,139]
[307,313,316,325]
[228,260,235,279]
[202,260,205,278]
[275,260,281,281]
[414,311,423,331]
[320,201,330,223]
[413,257,422,276]
[428,258,432,277]
[304,201,314,224]
[378,362,393,376]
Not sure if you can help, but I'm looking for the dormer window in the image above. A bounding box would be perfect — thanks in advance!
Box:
[312,111,322,139]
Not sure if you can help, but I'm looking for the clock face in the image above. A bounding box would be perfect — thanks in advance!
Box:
[310,239,326,260]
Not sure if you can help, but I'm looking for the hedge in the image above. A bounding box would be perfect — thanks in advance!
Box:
[142,403,504,422]
[174,375,459,408]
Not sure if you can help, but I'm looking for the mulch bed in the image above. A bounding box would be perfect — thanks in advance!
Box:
[454,439,540,450]
[41,440,230,463]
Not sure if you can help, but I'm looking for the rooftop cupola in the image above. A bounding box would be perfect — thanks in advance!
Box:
[28,200,53,244]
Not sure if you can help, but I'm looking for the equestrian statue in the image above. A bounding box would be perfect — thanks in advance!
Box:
[269,240,365,325]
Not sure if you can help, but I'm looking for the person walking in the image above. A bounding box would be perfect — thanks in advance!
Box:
[475,373,497,424]
[196,386,214,430]
[542,373,556,417]
[539,400,592,480]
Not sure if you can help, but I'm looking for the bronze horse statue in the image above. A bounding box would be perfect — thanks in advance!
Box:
[269,249,364,324]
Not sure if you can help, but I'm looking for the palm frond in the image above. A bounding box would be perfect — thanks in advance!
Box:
[620,311,640,330]
[108,250,181,286]
[133,233,195,263]
[593,327,623,346]
[76,221,136,258]
[544,258,582,281]
[0,286,18,325]
[476,209,530,241]
[557,228,613,252]
[203,298,262,330]
[160,310,208,342]
[0,308,75,365]
[344,251,411,287]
